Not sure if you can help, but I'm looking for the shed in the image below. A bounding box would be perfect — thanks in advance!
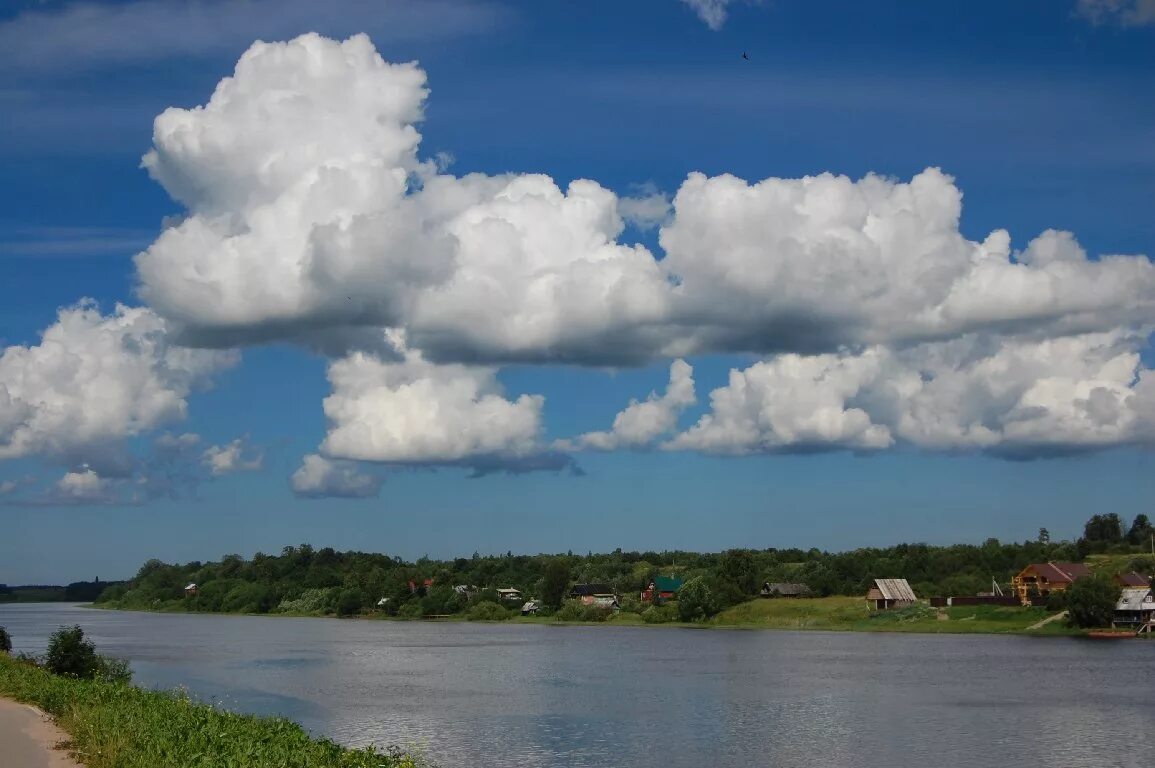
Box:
[496,588,522,602]
[866,578,916,611]
[183,582,198,596]
[521,600,540,616]
[760,582,812,598]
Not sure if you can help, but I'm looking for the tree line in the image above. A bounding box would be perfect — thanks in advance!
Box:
[96,513,1155,621]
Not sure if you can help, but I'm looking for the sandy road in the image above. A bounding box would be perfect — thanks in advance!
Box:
[0,697,82,768]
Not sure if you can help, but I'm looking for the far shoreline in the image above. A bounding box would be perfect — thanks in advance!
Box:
[66,599,1095,639]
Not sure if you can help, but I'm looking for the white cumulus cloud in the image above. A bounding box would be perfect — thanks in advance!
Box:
[0,301,237,469]
[319,332,547,465]
[290,453,382,498]
[202,437,264,476]
[562,360,696,450]
[1077,0,1155,26]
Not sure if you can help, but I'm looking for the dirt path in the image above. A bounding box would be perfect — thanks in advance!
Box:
[1026,610,1069,631]
[0,697,83,768]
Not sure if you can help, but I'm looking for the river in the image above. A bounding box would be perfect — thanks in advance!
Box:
[1,603,1152,768]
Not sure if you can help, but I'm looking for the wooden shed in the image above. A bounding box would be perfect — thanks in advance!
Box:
[866,578,916,610]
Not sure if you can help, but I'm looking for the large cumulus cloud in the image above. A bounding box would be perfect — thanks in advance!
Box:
[0,301,236,471]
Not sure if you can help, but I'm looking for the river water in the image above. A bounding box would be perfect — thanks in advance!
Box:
[1,603,1152,768]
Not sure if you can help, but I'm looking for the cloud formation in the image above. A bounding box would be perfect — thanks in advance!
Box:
[562,360,696,451]
[1077,0,1155,26]
[202,437,264,476]
[679,0,741,30]
[290,453,383,498]
[0,301,236,470]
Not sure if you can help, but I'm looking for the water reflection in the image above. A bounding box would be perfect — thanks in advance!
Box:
[1,604,1151,768]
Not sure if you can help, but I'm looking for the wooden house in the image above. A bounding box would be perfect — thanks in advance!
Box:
[570,583,616,607]
[1113,587,1155,629]
[641,576,683,604]
[760,582,812,598]
[183,582,198,597]
[496,588,522,603]
[1115,572,1152,589]
[866,578,916,610]
[1010,562,1092,605]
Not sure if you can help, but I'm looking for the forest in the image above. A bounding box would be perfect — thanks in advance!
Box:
[95,513,1155,622]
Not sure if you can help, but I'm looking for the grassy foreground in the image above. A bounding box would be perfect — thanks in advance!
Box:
[711,597,1080,635]
[0,655,421,768]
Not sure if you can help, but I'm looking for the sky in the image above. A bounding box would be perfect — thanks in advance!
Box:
[2,0,1155,583]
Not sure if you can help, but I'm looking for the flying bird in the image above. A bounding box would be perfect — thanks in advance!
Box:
[742,52,749,61]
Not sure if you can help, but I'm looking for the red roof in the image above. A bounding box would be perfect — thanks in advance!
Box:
[1117,572,1152,587]
[1026,562,1092,584]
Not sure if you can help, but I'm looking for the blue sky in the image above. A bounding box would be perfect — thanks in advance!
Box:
[2,0,1154,583]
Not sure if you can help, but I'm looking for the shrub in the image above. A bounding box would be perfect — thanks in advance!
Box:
[95,655,133,685]
[467,602,511,621]
[275,587,337,614]
[336,588,365,617]
[677,577,717,622]
[641,605,677,624]
[0,626,11,653]
[397,602,423,620]
[1045,590,1068,612]
[554,600,586,622]
[45,625,100,679]
[1066,574,1119,628]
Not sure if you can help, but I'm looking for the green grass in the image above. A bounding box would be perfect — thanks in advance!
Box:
[0,655,424,768]
[711,597,1081,635]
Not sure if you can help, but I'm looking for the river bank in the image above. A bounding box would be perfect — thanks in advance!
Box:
[93,596,1086,636]
[0,655,422,768]
[0,695,81,768]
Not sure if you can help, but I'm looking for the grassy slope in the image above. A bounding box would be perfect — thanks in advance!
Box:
[711,597,1082,635]
[0,655,420,768]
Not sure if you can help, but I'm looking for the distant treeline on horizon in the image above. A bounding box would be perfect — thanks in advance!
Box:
[85,513,1155,619]
[0,580,122,603]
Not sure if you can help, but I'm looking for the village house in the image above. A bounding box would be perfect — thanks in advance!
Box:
[570,583,618,608]
[184,583,198,597]
[760,582,812,598]
[1113,587,1155,629]
[1114,572,1152,589]
[496,588,522,603]
[865,578,916,611]
[520,600,540,616]
[1010,562,1092,605]
[641,576,683,604]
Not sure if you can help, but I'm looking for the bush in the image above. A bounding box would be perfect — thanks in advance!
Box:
[0,626,11,653]
[396,602,423,620]
[554,600,613,622]
[677,577,717,622]
[1066,574,1119,628]
[641,604,677,624]
[467,602,511,621]
[95,655,133,684]
[275,587,336,614]
[45,626,99,679]
[336,588,365,617]
[1045,590,1069,612]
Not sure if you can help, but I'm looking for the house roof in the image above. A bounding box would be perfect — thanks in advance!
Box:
[762,582,811,596]
[496,587,521,594]
[653,576,683,593]
[570,583,615,596]
[1024,562,1093,583]
[871,578,917,602]
[184,583,197,590]
[1116,572,1152,587]
[1116,588,1155,611]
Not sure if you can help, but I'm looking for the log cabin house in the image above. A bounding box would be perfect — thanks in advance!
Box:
[1010,562,1092,605]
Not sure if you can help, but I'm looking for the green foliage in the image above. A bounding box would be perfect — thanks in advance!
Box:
[396,602,423,620]
[336,588,365,617]
[541,559,570,609]
[275,588,337,614]
[467,602,511,621]
[0,654,421,768]
[677,577,717,622]
[0,625,11,653]
[1128,514,1154,546]
[1066,573,1119,628]
[641,604,677,624]
[45,625,100,679]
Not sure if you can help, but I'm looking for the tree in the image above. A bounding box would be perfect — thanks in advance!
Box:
[336,588,364,617]
[1066,574,1118,629]
[1083,514,1125,546]
[677,577,717,622]
[1037,528,1050,545]
[0,626,11,653]
[541,559,570,610]
[718,549,758,596]
[1128,514,1154,547]
[45,625,100,679]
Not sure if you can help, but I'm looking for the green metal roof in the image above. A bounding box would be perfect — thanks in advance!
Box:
[653,576,683,592]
